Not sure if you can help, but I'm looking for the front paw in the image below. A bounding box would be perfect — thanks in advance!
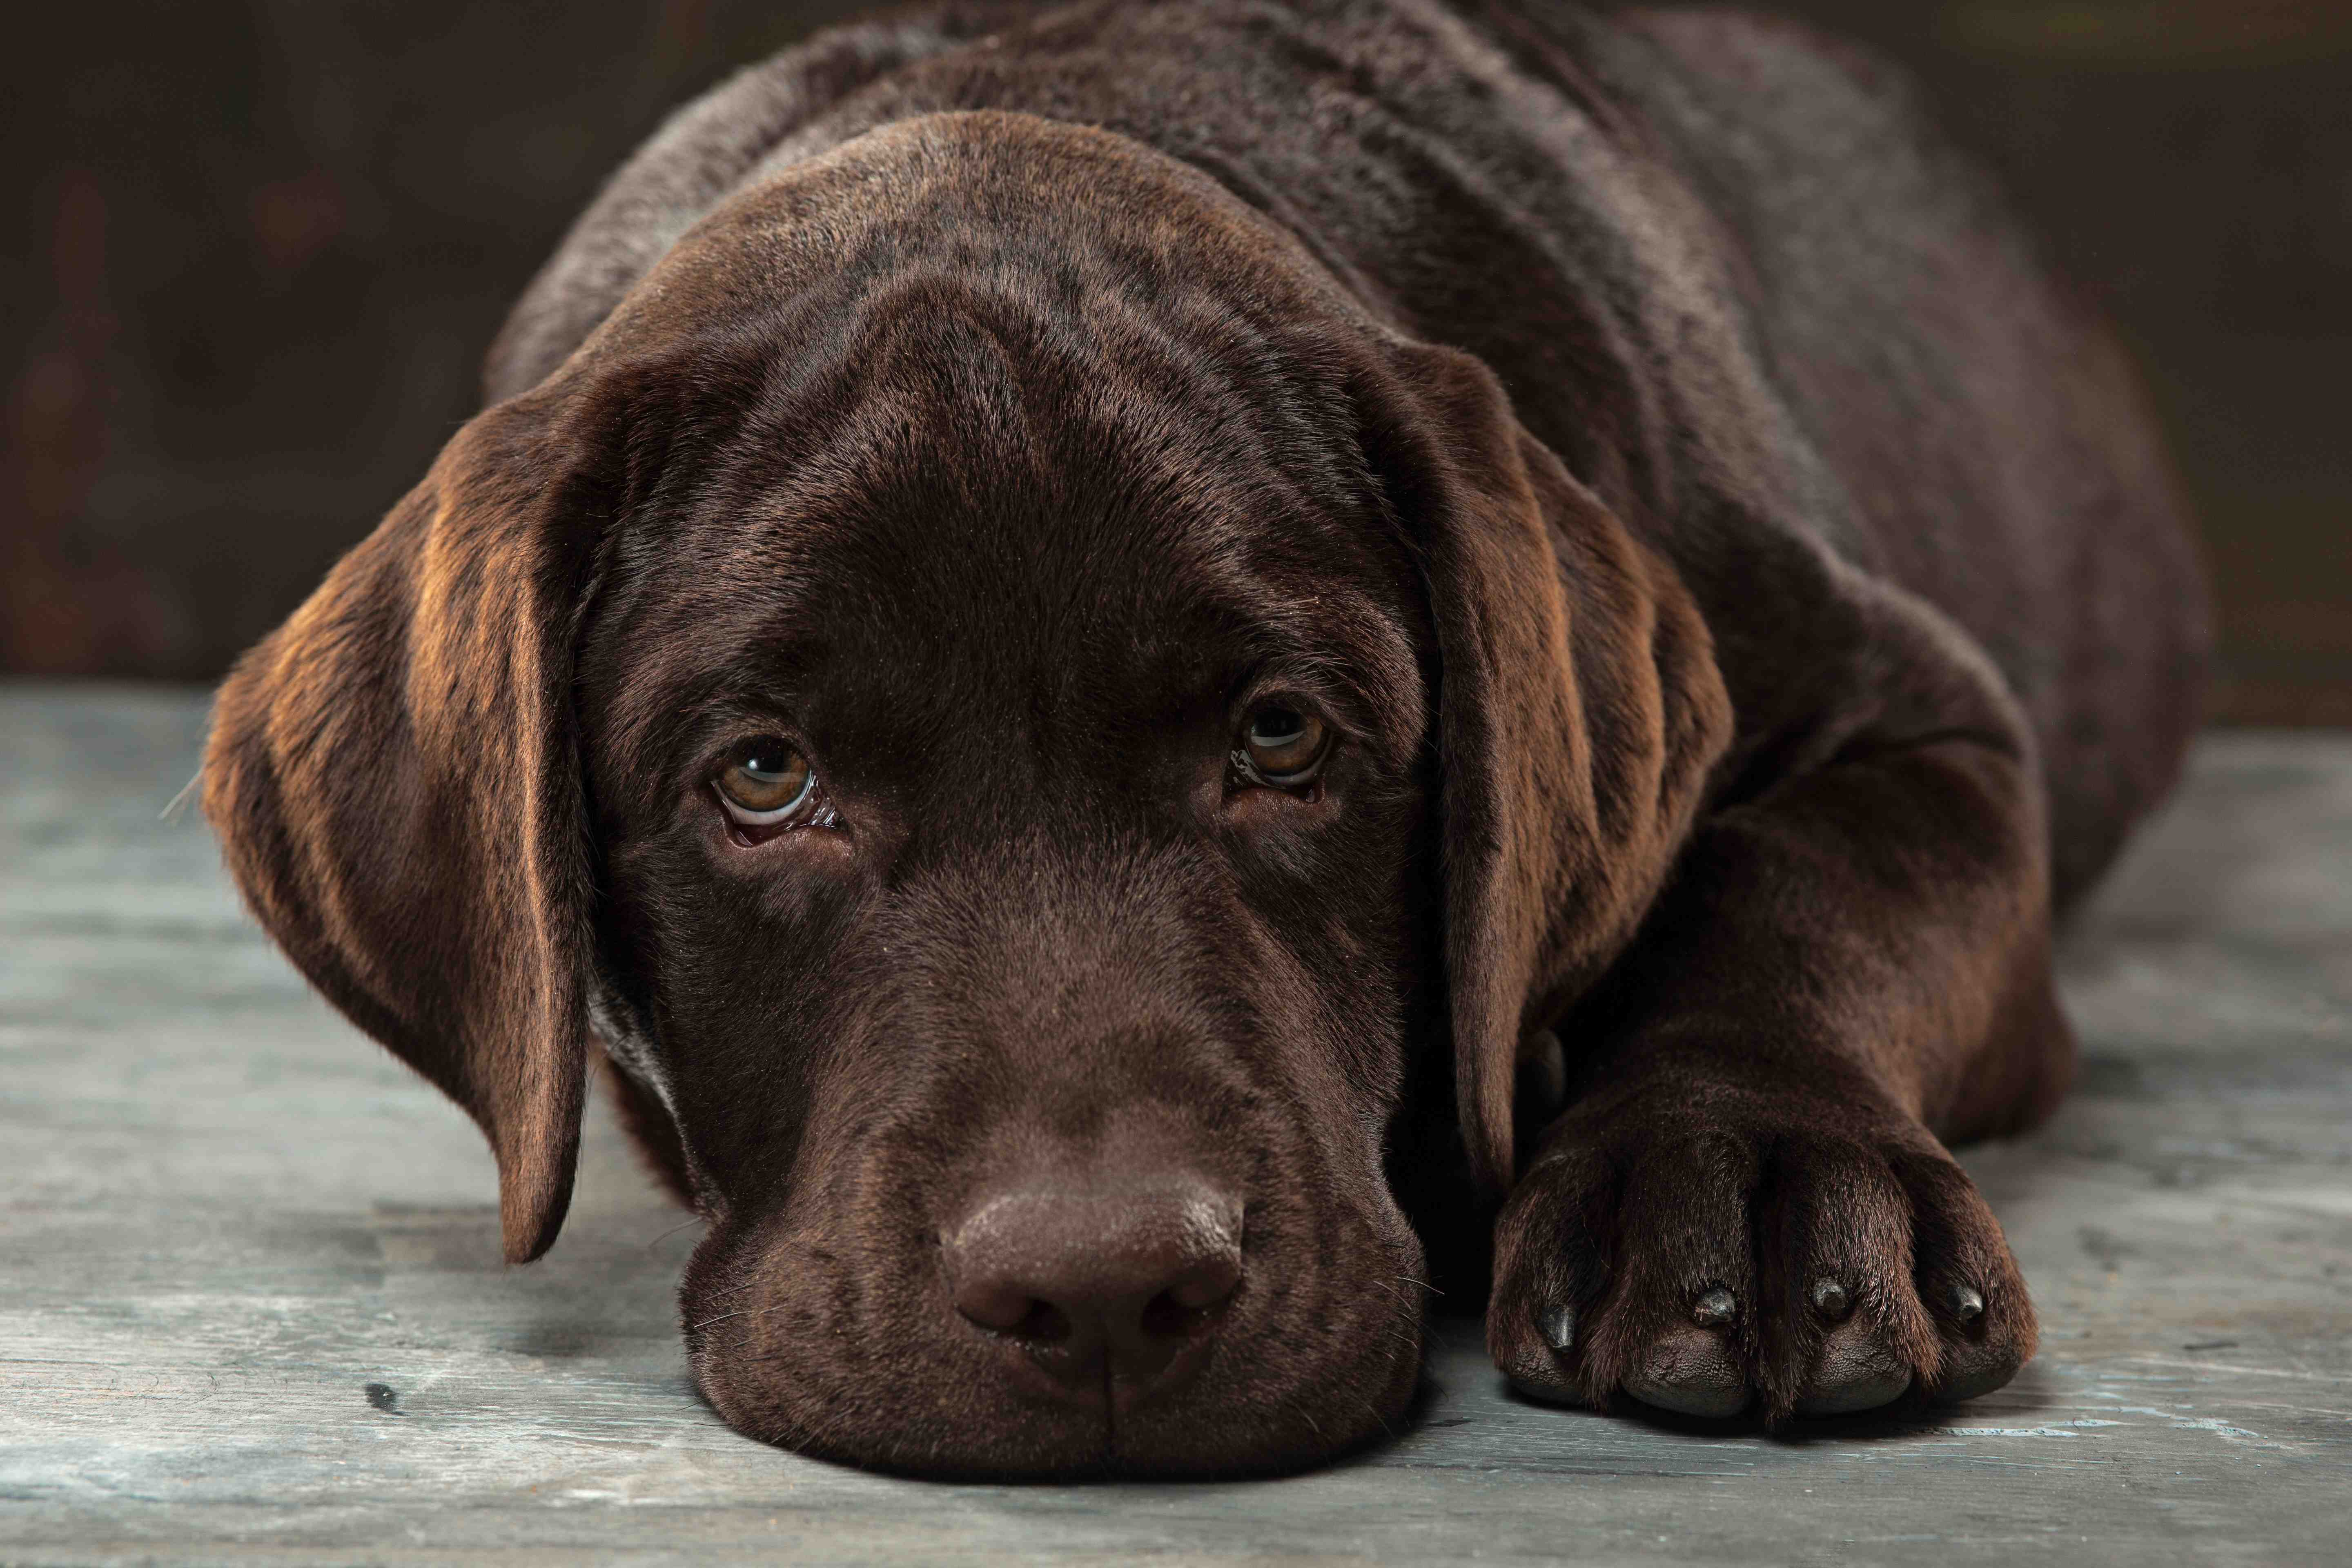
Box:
[1488,1086,2033,1422]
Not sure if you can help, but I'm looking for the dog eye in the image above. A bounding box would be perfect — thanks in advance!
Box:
[715,736,818,823]
[1238,703,1330,786]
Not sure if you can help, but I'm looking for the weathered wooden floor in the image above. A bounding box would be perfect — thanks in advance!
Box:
[2,684,2347,1566]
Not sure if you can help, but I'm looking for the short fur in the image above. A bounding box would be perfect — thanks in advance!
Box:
[205,0,2206,1477]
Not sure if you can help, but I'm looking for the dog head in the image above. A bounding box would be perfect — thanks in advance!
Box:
[205,112,1726,1476]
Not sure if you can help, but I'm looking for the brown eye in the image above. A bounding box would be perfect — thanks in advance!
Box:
[715,736,816,822]
[1239,704,1330,785]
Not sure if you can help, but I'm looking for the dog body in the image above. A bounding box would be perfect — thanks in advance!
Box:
[206,0,2206,1476]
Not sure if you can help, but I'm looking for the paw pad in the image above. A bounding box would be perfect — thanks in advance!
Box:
[1624,1326,1749,1417]
[1794,1321,1911,1415]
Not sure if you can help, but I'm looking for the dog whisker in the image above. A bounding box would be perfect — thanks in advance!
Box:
[647,1216,704,1250]
[159,769,203,822]
[688,1308,752,1331]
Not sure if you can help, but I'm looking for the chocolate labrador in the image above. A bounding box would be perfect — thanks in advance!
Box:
[202,0,2207,1477]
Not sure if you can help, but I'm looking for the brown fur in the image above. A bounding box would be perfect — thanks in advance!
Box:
[204,0,2206,1476]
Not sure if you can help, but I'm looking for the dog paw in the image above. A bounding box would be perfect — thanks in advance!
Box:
[1488,1089,2034,1422]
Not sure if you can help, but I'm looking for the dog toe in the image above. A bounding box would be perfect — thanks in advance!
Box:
[1926,1283,2025,1401]
[1900,1158,2039,1406]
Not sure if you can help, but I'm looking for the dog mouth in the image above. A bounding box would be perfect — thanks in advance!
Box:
[947,1282,1243,1462]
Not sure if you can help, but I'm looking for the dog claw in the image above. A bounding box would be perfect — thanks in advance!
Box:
[1808,1278,1851,1321]
[1690,1287,1735,1328]
[1537,1302,1577,1352]
[1947,1283,1985,1325]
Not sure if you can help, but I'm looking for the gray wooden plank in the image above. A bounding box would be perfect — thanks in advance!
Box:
[2,683,2346,1566]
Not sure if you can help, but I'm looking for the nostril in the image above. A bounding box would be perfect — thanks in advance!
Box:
[958,1274,1233,1344]
[1139,1286,1222,1339]
[951,1278,1058,1338]
[1172,1256,1242,1309]
[1144,1254,1243,1336]
[1011,1298,1073,1345]
[953,1285,1076,1344]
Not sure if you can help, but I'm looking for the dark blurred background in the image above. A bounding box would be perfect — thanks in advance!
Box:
[7,0,2348,719]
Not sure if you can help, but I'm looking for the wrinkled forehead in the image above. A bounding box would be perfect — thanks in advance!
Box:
[579,288,1429,794]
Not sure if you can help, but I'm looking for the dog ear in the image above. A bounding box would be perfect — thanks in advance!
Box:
[203,384,616,1263]
[1360,342,1732,1199]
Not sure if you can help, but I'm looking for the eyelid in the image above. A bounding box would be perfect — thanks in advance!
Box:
[1229,673,1363,743]
[693,713,819,781]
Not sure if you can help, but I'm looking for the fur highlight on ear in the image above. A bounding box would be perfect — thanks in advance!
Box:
[1361,342,1732,1199]
[203,390,608,1264]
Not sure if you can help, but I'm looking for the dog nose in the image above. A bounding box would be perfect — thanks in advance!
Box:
[944,1176,1243,1390]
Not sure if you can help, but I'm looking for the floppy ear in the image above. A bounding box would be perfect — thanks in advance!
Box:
[1360,342,1733,1199]
[203,386,613,1263]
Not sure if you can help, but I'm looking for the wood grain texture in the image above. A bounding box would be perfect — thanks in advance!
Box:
[2,684,2346,1565]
